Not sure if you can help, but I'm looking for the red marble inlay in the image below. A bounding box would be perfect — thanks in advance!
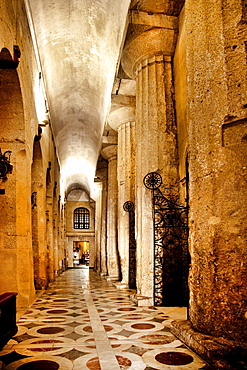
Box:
[155,351,194,365]
[32,340,62,344]
[84,325,93,333]
[17,360,59,370]
[124,314,146,320]
[116,355,132,368]
[131,323,155,330]
[29,347,61,352]
[47,309,68,314]
[37,327,64,334]
[103,325,113,332]
[140,334,174,345]
[86,357,101,370]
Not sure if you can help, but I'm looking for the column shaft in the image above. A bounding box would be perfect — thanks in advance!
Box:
[135,55,179,303]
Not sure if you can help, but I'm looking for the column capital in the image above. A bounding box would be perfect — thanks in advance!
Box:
[108,106,135,131]
[101,145,117,161]
[122,27,177,79]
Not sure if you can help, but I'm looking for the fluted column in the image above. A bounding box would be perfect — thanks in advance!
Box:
[108,106,136,287]
[122,26,179,304]
[101,145,119,280]
[99,177,108,275]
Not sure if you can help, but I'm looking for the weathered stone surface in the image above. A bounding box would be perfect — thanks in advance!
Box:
[185,0,247,342]
[171,320,247,369]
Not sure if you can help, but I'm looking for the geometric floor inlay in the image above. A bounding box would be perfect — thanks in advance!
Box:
[0,268,213,370]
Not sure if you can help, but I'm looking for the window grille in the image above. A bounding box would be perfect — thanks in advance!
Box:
[74,207,90,229]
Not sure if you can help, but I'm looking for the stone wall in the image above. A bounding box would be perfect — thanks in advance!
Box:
[0,0,63,308]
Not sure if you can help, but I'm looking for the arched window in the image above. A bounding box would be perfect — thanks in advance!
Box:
[74,207,90,229]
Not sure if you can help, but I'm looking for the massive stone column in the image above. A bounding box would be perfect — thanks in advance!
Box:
[184,0,247,344]
[101,145,120,280]
[122,21,179,304]
[92,182,103,272]
[171,2,247,367]
[108,105,136,287]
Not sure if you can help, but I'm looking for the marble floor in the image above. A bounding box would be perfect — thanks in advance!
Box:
[0,268,213,370]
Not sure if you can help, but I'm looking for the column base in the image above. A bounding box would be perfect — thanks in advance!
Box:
[171,320,247,370]
[130,294,153,307]
[106,276,119,282]
[114,282,129,289]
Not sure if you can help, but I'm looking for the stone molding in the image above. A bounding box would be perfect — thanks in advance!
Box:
[122,27,177,78]
[101,145,117,161]
[107,106,135,131]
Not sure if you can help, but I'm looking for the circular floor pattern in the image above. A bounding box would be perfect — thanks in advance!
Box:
[142,347,206,369]
[75,334,131,352]
[35,315,76,325]
[4,355,73,370]
[95,307,111,315]
[74,315,116,324]
[17,318,34,326]
[27,324,74,338]
[128,331,182,349]
[15,337,75,356]
[39,308,75,316]
[122,320,164,332]
[73,352,146,370]
[0,339,18,356]
[114,312,155,321]
[111,306,142,314]
[75,322,122,336]
[74,308,90,315]
[20,309,41,316]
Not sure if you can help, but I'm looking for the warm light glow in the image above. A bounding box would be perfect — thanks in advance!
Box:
[61,156,95,195]
[34,75,47,124]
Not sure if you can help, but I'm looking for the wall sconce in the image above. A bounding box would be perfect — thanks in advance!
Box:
[31,192,37,209]
[0,149,13,182]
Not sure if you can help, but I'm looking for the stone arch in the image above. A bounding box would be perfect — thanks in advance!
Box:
[31,139,46,290]
[0,48,35,306]
[52,182,59,276]
[0,48,25,141]
[45,161,55,282]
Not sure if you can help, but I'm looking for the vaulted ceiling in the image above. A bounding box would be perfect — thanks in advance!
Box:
[26,0,184,198]
[27,0,130,196]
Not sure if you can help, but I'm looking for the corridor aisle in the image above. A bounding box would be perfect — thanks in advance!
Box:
[0,269,212,369]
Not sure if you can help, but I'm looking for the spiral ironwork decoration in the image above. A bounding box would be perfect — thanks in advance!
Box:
[123,201,134,212]
[143,171,189,306]
[143,172,162,190]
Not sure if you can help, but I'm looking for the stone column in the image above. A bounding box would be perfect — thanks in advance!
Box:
[108,106,136,288]
[177,0,247,344]
[93,182,103,273]
[122,25,179,304]
[100,177,108,276]
[101,145,119,280]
